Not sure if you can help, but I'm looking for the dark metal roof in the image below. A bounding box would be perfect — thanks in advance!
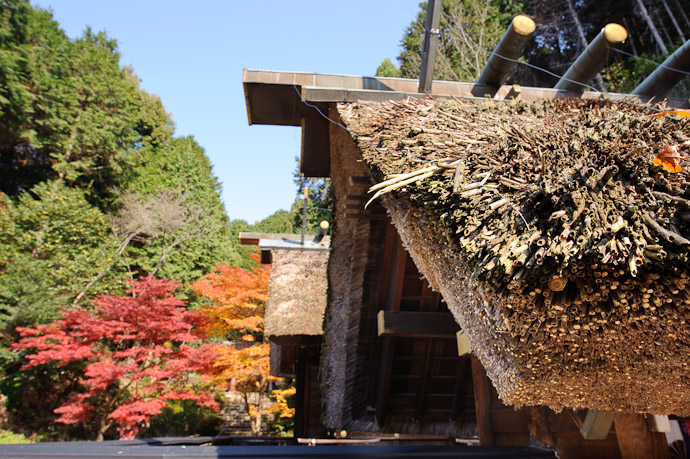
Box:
[0,441,555,458]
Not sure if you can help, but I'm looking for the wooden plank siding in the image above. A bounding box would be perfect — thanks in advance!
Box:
[370,225,475,432]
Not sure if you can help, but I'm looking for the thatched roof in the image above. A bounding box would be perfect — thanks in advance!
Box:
[265,249,329,343]
[338,97,690,415]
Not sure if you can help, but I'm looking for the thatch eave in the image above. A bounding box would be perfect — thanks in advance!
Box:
[337,96,690,415]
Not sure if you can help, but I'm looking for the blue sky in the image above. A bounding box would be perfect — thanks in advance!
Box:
[35,0,422,223]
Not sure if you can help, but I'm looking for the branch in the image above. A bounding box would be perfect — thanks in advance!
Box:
[72,231,139,306]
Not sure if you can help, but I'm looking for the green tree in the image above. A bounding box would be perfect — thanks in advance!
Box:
[379,0,524,82]
[0,181,127,330]
[292,159,333,234]
[376,58,401,78]
[0,0,173,205]
[379,0,690,97]
[120,136,234,290]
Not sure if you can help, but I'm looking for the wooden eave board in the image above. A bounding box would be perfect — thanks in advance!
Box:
[243,69,689,178]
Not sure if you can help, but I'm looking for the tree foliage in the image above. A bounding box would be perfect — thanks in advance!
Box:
[384,0,523,82]
[292,158,333,234]
[11,278,218,440]
[121,136,234,289]
[191,252,269,340]
[380,0,690,97]
[191,253,279,435]
[0,1,234,325]
[0,181,126,330]
[0,0,173,202]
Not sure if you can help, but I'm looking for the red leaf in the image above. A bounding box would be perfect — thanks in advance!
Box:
[13,277,219,439]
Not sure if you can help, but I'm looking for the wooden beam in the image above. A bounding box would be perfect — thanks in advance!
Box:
[414,338,433,419]
[614,413,670,459]
[456,331,471,356]
[554,24,628,95]
[348,176,371,187]
[301,115,330,177]
[633,38,690,98]
[377,311,460,338]
[300,84,690,107]
[471,355,495,446]
[580,410,615,440]
[451,357,469,420]
[527,407,555,447]
[646,414,671,433]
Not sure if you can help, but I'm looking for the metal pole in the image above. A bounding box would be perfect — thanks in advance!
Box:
[476,15,536,87]
[632,39,690,99]
[418,0,442,94]
[301,186,308,246]
[554,23,628,95]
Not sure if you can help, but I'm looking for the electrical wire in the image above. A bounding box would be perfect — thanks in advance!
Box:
[610,46,690,77]
[290,40,672,167]
[482,48,601,93]
[293,84,439,165]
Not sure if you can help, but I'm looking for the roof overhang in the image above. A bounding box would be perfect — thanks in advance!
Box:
[239,232,330,252]
[243,68,690,178]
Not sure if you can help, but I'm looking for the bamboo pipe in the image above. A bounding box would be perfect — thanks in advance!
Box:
[477,15,536,87]
[554,23,628,95]
[633,38,690,98]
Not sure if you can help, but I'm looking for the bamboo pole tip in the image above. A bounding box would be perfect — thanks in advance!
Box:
[603,23,628,44]
[512,15,536,36]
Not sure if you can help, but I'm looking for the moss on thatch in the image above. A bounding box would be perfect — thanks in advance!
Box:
[338,97,690,415]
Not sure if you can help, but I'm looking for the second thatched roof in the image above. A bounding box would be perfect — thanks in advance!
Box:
[265,249,329,343]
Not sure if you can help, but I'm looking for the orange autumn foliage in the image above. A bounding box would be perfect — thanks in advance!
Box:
[653,145,688,175]
[191,252,280,435]
[652,108,690,119]
[191,252,270,338]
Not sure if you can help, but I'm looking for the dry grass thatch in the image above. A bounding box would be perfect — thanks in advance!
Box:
[338,97,690,415]
[265,249,329,339]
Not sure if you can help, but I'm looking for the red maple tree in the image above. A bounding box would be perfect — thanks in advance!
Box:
[12,278,219,440]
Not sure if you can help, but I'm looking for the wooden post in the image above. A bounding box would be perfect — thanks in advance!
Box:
[456,331,471,356]
[471,355,495,445]
[301,186,308,246]
[313,220,329,244]
[377,311,460,338]
[580,410,615,440]
[418,0,442,93]
[646,414,671,433]
[614,413,670,459]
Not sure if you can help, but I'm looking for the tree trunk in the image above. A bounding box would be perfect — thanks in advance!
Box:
[635,0,669,53]
[96,416,109,441]
[622,18,640,56]
[671,0,690,30]
[623,18,639,57]
[565,0,606,91]
[250,411,262,436]
[662,0,686,41]
[655,5,675,46]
